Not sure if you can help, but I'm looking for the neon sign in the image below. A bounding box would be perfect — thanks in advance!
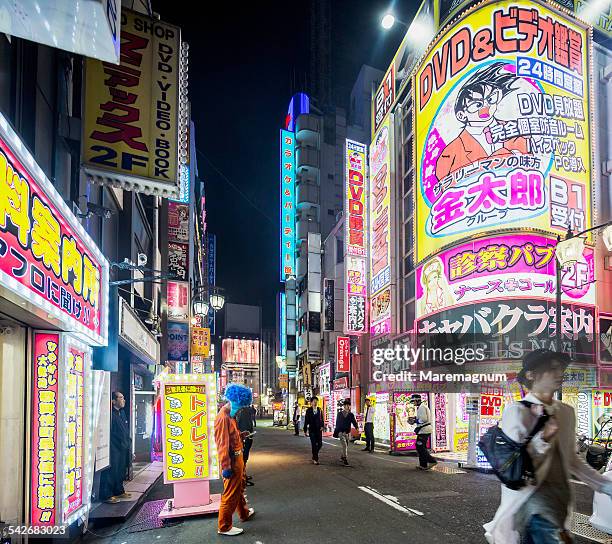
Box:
[280,130,296,280]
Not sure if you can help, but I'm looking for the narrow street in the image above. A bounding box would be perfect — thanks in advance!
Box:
[86,421,599,544]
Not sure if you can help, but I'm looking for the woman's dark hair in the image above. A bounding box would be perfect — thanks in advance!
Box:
[343,399,351,406]
[311,396,318,402]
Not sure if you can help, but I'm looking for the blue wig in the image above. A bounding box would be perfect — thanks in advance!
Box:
[224,383,252,415]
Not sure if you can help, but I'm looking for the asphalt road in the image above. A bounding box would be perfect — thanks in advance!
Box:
[85,420,599,544]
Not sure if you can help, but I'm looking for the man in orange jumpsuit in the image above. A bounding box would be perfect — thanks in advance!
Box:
[214,383,255,536]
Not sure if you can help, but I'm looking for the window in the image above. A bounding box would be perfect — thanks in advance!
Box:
[403,219,413,254]
[404,274,415,301]
[328,209,335,216]
[403,114,412,139]
[336,238,344,263]
[403,171,413,196]
[405,301,415,330]
[327,174,334,180]
[403,193,413,221]
[308,312,321,333]
[404,253,414,274]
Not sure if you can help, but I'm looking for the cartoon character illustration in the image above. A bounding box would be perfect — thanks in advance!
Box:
[418,256,456,316]
[435,62,529,182]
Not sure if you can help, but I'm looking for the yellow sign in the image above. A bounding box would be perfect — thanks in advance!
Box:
[414,0,592,263]
[279,373,288,389]
[191,327,211,357]
[83,9,182,196]
[163,381,213,482]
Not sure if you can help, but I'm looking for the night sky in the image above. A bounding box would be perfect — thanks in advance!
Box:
[153,1,419,327]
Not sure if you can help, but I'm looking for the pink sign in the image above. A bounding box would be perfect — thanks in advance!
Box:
[168,281,189,321]
[415,233,595,319]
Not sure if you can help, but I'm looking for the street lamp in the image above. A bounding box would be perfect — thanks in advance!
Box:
[381,13,396,30]
[209,289,225,311]
[192,297,210,317]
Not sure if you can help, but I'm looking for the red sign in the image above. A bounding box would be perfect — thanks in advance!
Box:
[31,333,60,526]
[336,336,350,373]
[333,377,349,390]
[0,129,107,345]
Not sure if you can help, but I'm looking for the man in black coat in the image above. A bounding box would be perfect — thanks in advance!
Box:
[104,391,132,503]
[303,396,324,465]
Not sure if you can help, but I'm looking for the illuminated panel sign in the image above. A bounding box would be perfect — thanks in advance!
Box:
[415,0,592,263]
[415,233,595,319]
[222,339,260,366]
[0,114,108,346]
[286,93,310,132]
[369,117,393,335]
[373,66,395,135]
[190,327,210,358]
[161,374,219,482]
[336,336,350,373]
[31,333,60,526]
[345,139,368,335]
[280,130,296,280]
[168,281,189,321]
[207,233,216,334]
[280,292,287,356]
[63,348,85,521]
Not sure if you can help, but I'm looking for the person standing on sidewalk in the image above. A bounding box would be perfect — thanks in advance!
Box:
[484,349,612,544]
[103,392,132,503]
[236,404,255,487]
[334,399,359,466]
[411,394,438,470]
[292,402,301,436]
[362,398,375,453]
[303,396,324,464]
[214,384,255,536]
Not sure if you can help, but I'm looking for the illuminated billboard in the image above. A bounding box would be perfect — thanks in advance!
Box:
[414,0,592,264]
[415,233,595,319]
[280,130,296,280]
[222,339,260,367]
[345,139,368,334]
[369,117,393,335]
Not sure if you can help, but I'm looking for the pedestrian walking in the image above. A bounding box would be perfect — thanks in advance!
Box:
[251,404,257,428]
[484,349,612,544]
[214,384,255,536]
[362,398,375,453]
[292,402,301,436]
[410,394,438,470]
[333,399,359,466]
[303,396,324,464]
[102,392,132,503]
[236,404,255,486]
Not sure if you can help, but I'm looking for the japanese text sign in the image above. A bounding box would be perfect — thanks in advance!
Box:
[336,336,350,373]
[63,348,85,521]
[415,0,592,263]
[190,327,210,358]
[168,321,189,361]
[0,115,108,346]
[168,281,189,321]
[162,375,219,482]
[31,333,60,526]
[370,118,393,335]
[83,9,182,196]
[168,242,188,281]
[168,202,189,243]
[415,233,595,318]
[280,130,296,280]
[345,139,368,335]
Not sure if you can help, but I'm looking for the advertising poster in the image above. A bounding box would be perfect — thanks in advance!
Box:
[414,0,592,264]
[221,339,260,366]
[168,322,189,361]
[168,242,189,281]
[591,389,612,440]
[369,117,393,335]
[168,202,189,243]
[599,316,612,364]
[434,393,448,450]
[454,393,470,452]
[63,348,86,520]
[391,392,429,452]
[167,281,189,321]
[83,9,182,194]
[280,129,296,279]
[162,375,219,482]
[374,392,391,443]
[94,370,111,471]
[477,385,505,466]
[190,327,210,358]
[415,233,595,318]
[336,336,350,373]
[30,333,60,526]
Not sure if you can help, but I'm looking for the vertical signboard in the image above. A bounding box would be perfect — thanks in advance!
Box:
[369,118,393,335]
[168,322,189,361]
[207,233,216,334]
[323,278,335,331]
[336,336,350,373]
[373,66,395,135]
[31,333,60,526]
[190,327,211,358]
[167,281,189,321]
[345,140,368,335]
[161,374,219,482]
[279,292,287,356]
[280,130,296,280]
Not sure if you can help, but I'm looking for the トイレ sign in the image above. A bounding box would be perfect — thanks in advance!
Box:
[336,336,350,373]
[0,112,108,346]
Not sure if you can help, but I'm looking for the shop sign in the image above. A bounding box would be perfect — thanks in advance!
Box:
[279,373,288,389]
[168,242,189,281]
[190,327,210,358]
[167,322,189,361]
[302,362,312,388]
[168,202,190,243]
[576,390,591,437]
[415,0,592,263]
[83,9,184,197]
[592,389,612,439]
[280,130,296,280]
[318,363,331,396]
[272,401,284,411]
[373,66,395,134]
[369,118,393,335]
[161,374,219,482]
[207,233,216,334]
[599,316,612,364]
[63,347,86,521]
[323,278,335,331]
[434,393,448,450]
[0,114,108,346]
[336,336,350,373]
[119,297,159,363]
[477,385,506,466]
[416,233,595,319]
[221,338,260,366]
[93,370,111,471]
[333,377,349,391]
[168,281,189,321]
[31,333,60,526]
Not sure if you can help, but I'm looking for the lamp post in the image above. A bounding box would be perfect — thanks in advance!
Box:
[554,221,612,353]
[380,12,409,30]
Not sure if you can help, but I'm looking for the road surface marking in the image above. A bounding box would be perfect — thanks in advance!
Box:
[358,485,424,516]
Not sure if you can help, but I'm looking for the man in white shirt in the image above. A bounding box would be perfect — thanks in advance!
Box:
[362,398,375,453]
[411,394,438,470]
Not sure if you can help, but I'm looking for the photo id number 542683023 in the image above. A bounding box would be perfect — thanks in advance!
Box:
[2,525,67,538]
